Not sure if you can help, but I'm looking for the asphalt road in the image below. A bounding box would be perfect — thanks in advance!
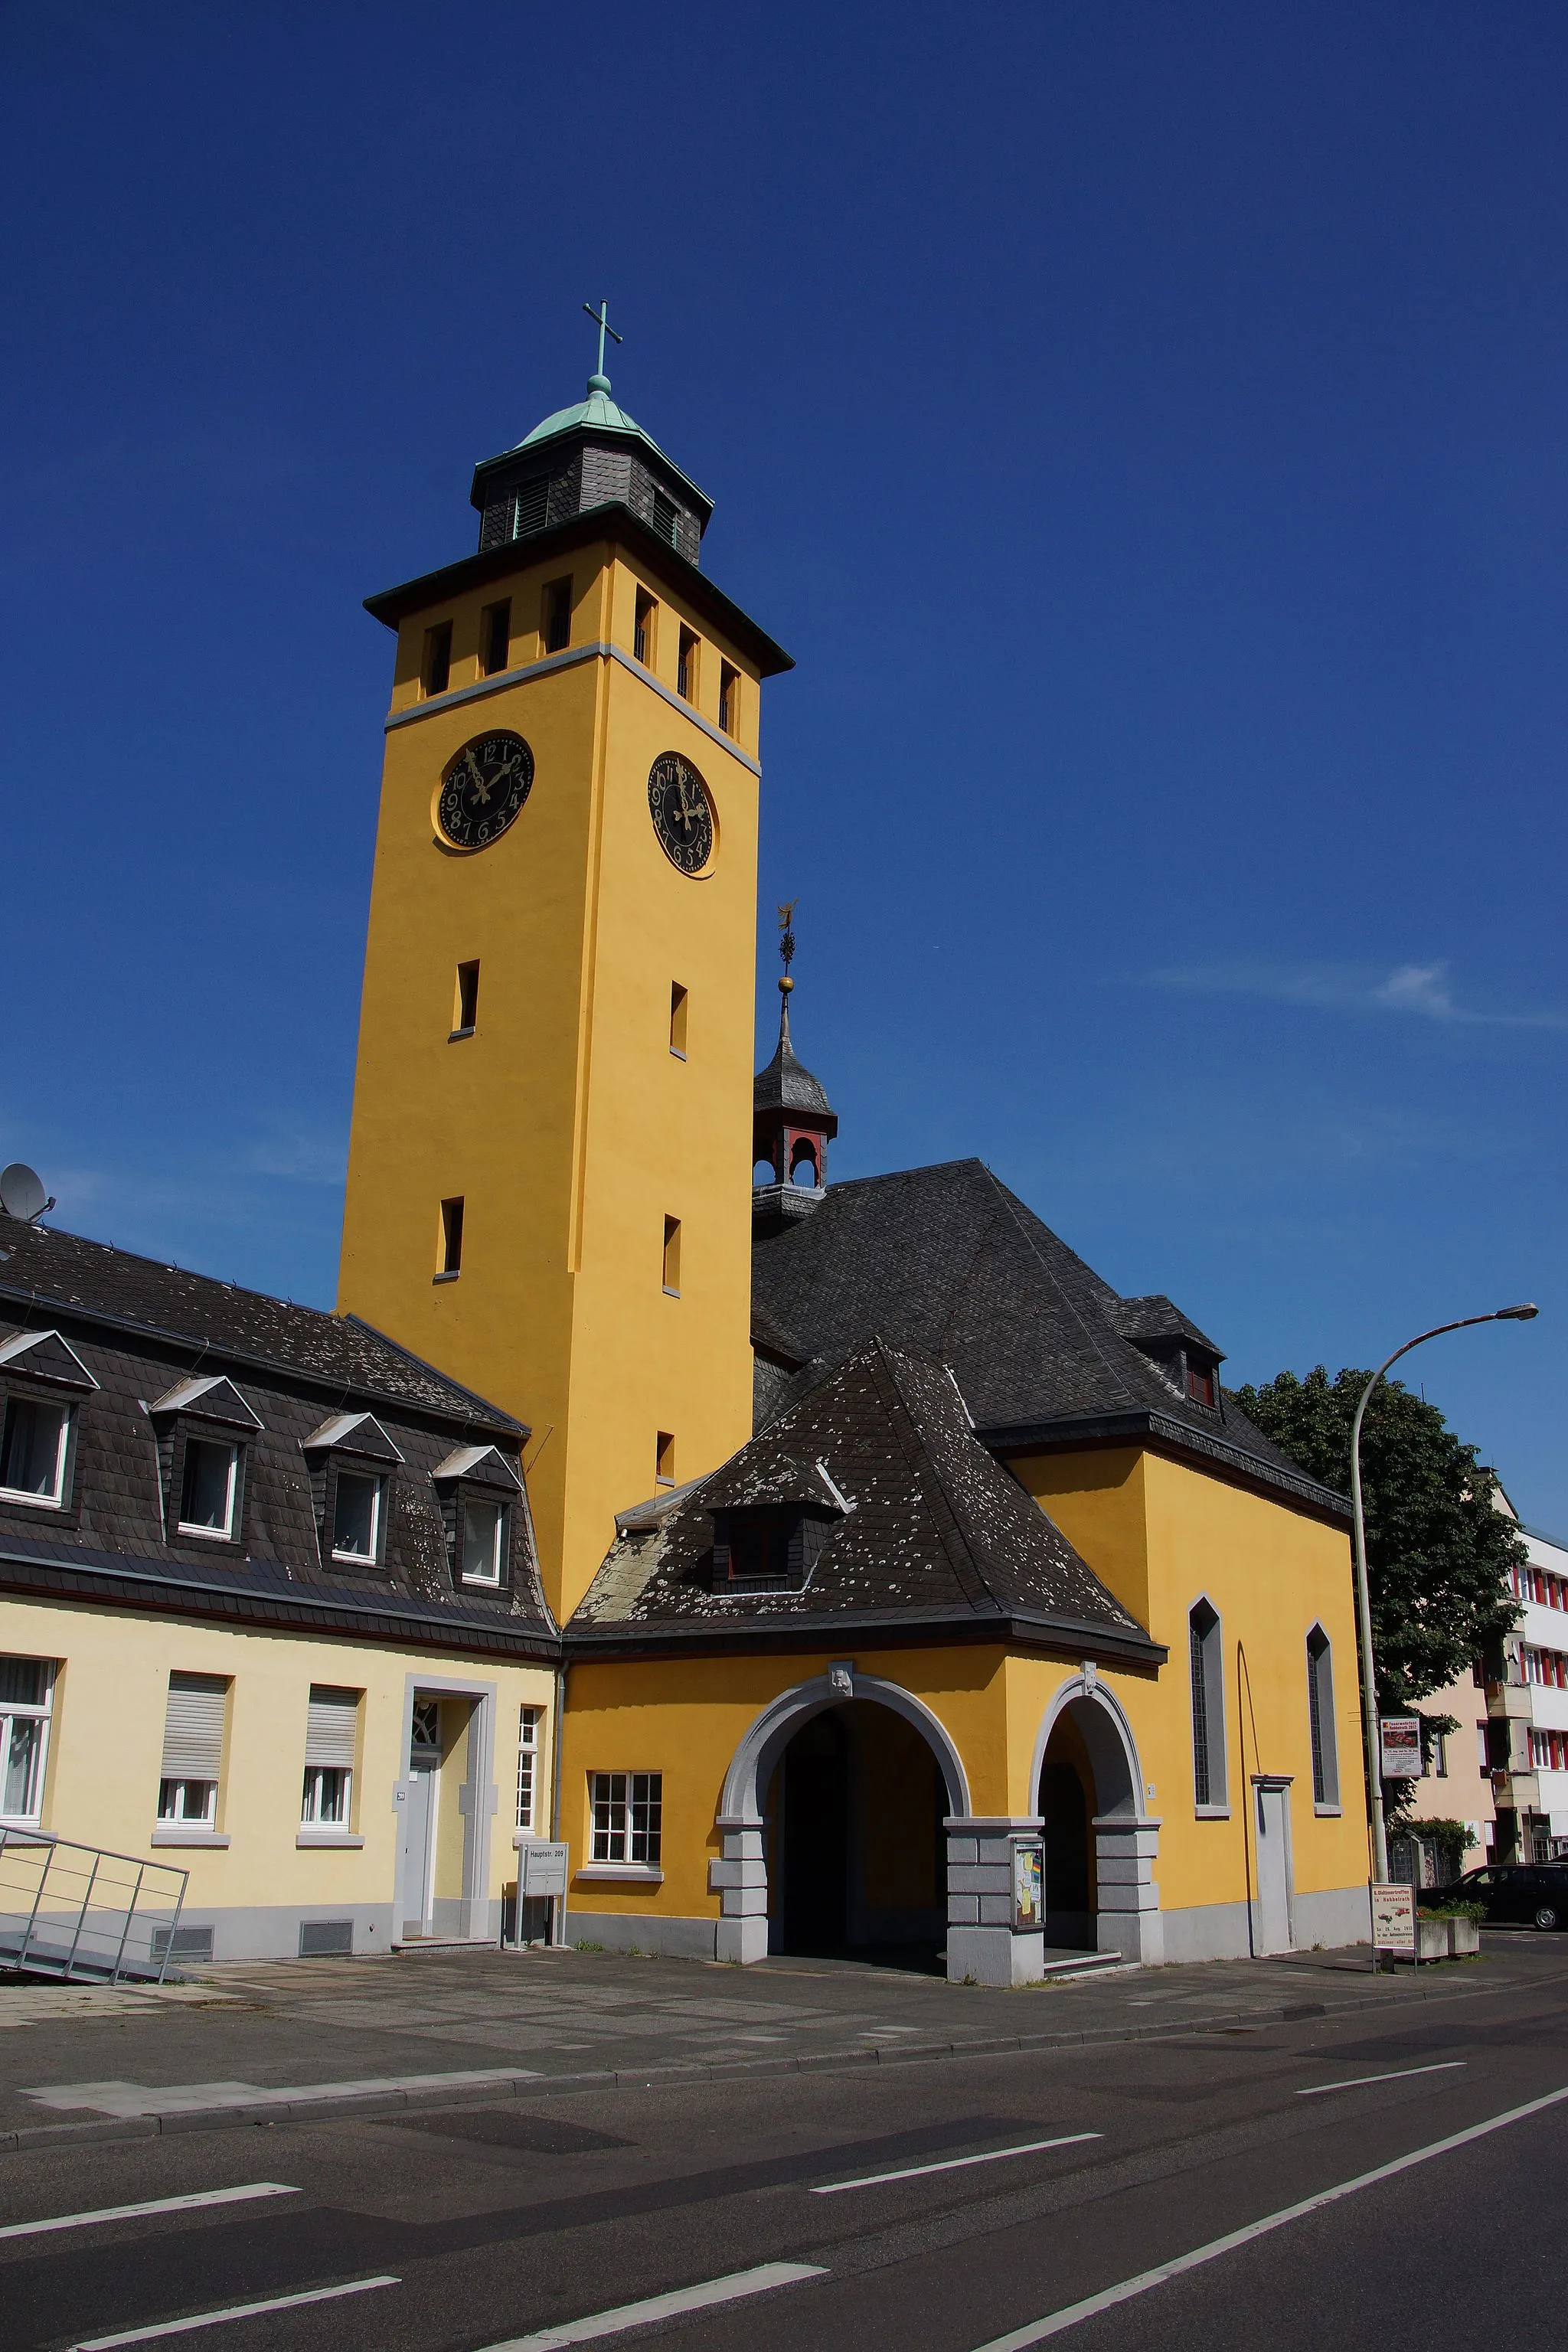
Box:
[2,1949,1565,2352]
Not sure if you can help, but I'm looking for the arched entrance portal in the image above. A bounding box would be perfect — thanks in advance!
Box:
[1032,1672,1162,1965]
[714,1671,972,1970]
[769,1701,949,1964]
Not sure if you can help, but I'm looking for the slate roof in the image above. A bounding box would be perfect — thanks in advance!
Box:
[0,1222,554,1654]
[0,1221,519,1429]
[753,992,837,1125]
[569,1334,1165,1663]
[750,1160,1347,1520]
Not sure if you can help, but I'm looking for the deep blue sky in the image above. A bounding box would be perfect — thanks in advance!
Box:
[4,5,1565,1519]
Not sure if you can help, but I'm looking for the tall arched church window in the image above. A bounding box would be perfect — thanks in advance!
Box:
[1307,1626,1339,1809]
[1189,1599,1227,1811]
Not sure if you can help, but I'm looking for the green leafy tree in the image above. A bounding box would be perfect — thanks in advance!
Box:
[1233,1365,1522,1710]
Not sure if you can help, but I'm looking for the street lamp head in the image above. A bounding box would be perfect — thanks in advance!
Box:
[1496,1303,1540,1321]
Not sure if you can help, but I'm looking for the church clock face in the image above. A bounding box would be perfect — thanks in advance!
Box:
[435,730,534,851]
[648,752,714,875]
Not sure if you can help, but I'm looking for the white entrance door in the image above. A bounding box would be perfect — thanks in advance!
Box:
[400,1703,441,1938]
[1253,1779,1294,1955]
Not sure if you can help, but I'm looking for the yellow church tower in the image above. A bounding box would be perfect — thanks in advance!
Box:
[338,312,793,1620]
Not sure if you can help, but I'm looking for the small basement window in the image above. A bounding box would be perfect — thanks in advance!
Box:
[544,577,572,655]
[677,627,697,702]
[0,1398,70,1508]
[481,599,511,678]
[422,620,452,698]
[669,982,688,1057]
[634,590,657,667]
[438,1197,465,1279]
[178,1439,238,1540]
[718,662,740,737]
[452,960,480,1037]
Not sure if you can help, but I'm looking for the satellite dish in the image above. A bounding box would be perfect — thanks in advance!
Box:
[0,1164,50,1222]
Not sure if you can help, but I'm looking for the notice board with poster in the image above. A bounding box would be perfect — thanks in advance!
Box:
[1370,1881,1416,1952]
[1011,1837,1044,1932]
[1379,1717,1423,1779]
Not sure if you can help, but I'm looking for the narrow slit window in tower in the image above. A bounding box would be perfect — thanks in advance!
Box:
[635,590,657,667]
[544,578,572,655]
[669,983,688,1058]
[422,621,452,698]
[655,1432,676,1488]
[438,1197,465,1279]
[662,1216,681,1295]
[677,627,698,702]
[452,962,479,1037]
[481,600,511,678]
[718,662,740,737]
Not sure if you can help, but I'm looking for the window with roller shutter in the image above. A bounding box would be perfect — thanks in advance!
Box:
[301,1686,359,1826]
[157,1671,227,1827]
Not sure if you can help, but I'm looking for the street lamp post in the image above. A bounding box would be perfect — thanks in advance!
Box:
[1351,1305,1539,1886]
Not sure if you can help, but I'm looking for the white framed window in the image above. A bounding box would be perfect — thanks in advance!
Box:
[1306,1625,1340,1808]
[331,1471,383,1564]
[0,1655,56,1825]
[178,1438,238,1538]
[590,1770,662,1865]
[0,1398,70,1508]
[517,1705,542,1831]
[1189,1599,1227,1811]
[301,1685,358,1824]
[461,1496,505,1585]
[158,1671,227,1826]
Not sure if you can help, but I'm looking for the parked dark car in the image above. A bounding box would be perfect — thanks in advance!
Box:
[1423,1861,1568,1929]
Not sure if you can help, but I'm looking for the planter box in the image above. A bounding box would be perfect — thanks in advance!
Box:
[1447,1916,1481,1956]
[1416,1918,1449,1962]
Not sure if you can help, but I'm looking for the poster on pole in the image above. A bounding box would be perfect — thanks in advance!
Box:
[1370,1882,1416,1952]
[1378,1717,1423,1778]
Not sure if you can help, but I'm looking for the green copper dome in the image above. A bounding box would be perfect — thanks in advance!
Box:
[517,373,652,450]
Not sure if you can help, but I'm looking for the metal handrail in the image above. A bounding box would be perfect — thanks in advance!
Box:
[0,1829,190,1985]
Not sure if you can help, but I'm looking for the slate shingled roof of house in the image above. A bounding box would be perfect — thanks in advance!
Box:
[0,1221,520,1427]
[750,1159,1346,1517]
[0,1222,553,1650]
[570,1334,1165,1661]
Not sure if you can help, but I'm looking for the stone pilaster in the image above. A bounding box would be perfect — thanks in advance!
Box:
[1093,1814,1163,1963]
[710,1816,769,1963]
[944,1815,1045,1986]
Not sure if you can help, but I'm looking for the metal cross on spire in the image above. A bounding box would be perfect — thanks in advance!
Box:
[582,299,623,385]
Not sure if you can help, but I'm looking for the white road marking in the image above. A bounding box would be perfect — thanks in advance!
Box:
[475,2262,827,2348]
[70,2275,400,2349]
[0,2183,299,2240]
[1295,2061,1465,2096]
[813,2133,1102,2194]
[969,2082,1568,2348]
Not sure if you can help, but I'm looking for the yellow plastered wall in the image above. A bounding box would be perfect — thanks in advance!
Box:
[559,1648,1012,1923]
[339,538,763,1622]
[11,1596,554,1919]
[1011,1448,1370,1913]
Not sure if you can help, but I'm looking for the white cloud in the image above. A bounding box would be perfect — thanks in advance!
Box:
[1146,959,1568,1032]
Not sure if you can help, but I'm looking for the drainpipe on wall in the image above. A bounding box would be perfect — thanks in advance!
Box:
[550,1659,567,1947]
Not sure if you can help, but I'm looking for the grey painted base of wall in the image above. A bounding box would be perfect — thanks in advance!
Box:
[152,1900,504,1964]
[565,1909,721,1961]
[1160,1883,1369,1965]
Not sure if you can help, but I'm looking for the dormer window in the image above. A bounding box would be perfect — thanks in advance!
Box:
[150,1374,261,1549]
[301,1410,403,1574]
[0,1398,71,1508]
[431,1441,523,1593]
[332,1470,383,1564]
[708,1464,851,1596]
[1186,1362,1216,1408]
[179,1438,238,1539]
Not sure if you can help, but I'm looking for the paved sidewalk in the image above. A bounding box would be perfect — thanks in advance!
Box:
[0,1933,1560,2151]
